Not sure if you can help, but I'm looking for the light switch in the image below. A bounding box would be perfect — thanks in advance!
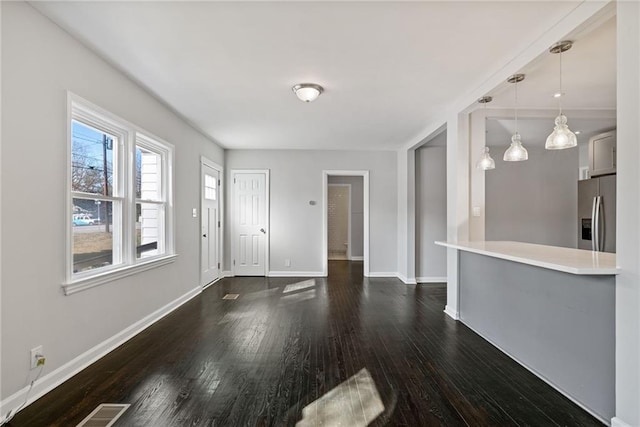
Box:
[472,206,481,217]
[192,208,197,218]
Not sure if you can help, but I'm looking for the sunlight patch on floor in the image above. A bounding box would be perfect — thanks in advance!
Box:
[279,289,316,306]
[296,368,384,427]
[283,279,316,294]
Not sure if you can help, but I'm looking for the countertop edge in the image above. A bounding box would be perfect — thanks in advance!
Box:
[435,241,620,276]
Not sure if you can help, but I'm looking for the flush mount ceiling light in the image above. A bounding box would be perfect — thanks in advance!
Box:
[292,83,323,103]
[546,40,577,150]
[503,74,528,162]
[476,96,495,171]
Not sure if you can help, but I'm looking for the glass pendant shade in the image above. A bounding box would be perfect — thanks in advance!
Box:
[503,133,528,161]
[476,147,495,170]
[545,114,577,149]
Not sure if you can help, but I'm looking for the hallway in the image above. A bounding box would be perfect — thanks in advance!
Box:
[12,262,601,426]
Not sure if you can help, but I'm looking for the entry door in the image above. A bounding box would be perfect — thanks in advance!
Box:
[233,172,267,276]
[201,163,220,286]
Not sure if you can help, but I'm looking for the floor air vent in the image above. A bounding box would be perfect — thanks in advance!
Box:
[222,293,240,300]
[76,403,130,427]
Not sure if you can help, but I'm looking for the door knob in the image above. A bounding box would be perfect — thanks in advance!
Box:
[203,234,207,238]
[260,228,266,234]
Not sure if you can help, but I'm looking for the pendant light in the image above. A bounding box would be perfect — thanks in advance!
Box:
[545,41,577,150]
[476,96,495,170]
[503,74,528,162]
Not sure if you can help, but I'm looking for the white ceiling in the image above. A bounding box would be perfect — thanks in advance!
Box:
[32,1,614,151]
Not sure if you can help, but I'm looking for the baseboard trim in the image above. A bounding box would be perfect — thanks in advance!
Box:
[221,270,233,278]
[444,305,459,320]
[0,286,202,419]
[611,417,632,427]
[396,273,417,285]
[349,256,364,261]
[268,271,324,277]
[460,318,611,425]
[417,276,447,283]
[367,272,398,278]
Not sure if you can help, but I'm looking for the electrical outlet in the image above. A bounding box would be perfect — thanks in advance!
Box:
[30,346,44,369]
[285,258,291,268]
[192,208,197,218]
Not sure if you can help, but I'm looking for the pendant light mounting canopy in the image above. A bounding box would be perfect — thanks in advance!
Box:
[506,74,525,84]
[549,40,573,54]
[478,96,493,104]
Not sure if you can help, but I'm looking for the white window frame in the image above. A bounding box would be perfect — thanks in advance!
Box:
[65,93,176,295]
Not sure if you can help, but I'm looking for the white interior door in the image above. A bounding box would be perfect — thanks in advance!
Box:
[201,163,220,286]
[233,171,268,276]
[328,184,350,260]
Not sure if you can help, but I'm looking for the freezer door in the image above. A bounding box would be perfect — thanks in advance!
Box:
[578,179,599,250]
[599,175,616,253]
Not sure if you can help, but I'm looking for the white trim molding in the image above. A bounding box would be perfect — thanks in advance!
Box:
[350,256,364,261]
[0,287,201,419]
[444,305,459,320]
[268,271,324,277]
[417,276,447,283]
[397,273,417,285]
[221,270,233,278]
[367,272,398,278]
[611,417,632,427]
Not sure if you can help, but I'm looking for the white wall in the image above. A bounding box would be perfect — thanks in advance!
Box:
[1,1,223,402]
[614,2,640,425]
[328,176,364,258]
[415,142,447,280]
[485,146,578,249]
[224,150,397,275]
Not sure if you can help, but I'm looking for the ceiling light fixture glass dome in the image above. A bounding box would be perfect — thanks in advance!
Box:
[292,83,324,102]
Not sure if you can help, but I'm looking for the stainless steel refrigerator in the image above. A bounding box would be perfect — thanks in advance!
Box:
[578,175,616,253]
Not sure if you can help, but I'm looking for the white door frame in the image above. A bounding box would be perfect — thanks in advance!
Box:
[327,183,352,260]
[322,171,370,276]
[231,169,270,276]
[200,156,223,288]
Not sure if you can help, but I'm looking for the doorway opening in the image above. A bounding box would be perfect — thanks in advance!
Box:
[322,171,369,276]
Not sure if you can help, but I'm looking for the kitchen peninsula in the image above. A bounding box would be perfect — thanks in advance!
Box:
[436,240,617,423]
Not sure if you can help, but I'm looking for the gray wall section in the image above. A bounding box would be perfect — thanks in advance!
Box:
[224,150,397,273]
[328,176,364,258]
[485,146,578,248]
[415,145,447,279]
[459,252,615,421]
[1,2,224,398]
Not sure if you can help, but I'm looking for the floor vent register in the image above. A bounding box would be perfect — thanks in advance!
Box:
[76,403,130,427]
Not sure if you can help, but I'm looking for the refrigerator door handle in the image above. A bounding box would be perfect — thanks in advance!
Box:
[591,196,598,251]
[597,196,604,252]
[594,196,602,252]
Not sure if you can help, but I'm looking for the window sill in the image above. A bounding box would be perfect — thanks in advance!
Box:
[63,254,178,296]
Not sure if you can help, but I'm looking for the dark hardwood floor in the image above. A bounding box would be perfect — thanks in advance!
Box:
[10,261,602,426]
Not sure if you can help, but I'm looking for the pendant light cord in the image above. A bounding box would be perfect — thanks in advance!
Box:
[514,79,519,134]
[558,48,563,115]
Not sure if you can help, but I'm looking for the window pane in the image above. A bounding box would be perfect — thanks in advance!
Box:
[72,121,115,196]
[204,174,217,200]
[137,202,164,259]
[73,199,114,273]
[136,146,162,200]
